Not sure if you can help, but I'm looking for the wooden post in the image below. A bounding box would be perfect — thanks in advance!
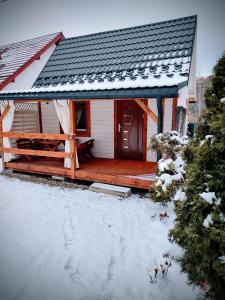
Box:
[172,97,178,131]
[157,96,163,161]
[0,103,11,173]
[69,100,77,179]
[0,111,5,173]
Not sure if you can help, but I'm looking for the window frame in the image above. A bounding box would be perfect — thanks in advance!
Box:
[75,100,91,137]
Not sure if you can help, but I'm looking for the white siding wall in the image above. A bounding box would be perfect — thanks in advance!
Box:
[163,98,173,132]
[79,100,114,158]
[41,101,60,133]
[90,100,114,158]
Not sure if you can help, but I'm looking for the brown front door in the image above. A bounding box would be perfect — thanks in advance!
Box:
[117,100,144,160]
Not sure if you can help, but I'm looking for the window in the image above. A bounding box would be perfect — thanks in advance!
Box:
[75,101,91,136]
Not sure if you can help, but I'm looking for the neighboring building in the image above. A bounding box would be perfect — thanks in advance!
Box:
[0,15,197,189]
[188,75,211,122]
[0,32,64,134]
[0,32,64,91]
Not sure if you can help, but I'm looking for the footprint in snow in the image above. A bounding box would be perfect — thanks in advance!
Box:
[63,216,75,249]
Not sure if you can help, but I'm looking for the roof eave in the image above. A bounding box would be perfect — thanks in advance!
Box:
[0,86,178,100]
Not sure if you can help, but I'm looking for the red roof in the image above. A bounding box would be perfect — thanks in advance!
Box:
[0,32,63,90]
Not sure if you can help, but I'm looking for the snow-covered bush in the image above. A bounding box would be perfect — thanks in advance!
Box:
[150,131,188,203]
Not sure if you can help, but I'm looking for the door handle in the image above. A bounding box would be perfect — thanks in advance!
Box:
[118,124,121,132]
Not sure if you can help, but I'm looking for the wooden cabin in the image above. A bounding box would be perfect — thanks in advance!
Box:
[0,16,197,189]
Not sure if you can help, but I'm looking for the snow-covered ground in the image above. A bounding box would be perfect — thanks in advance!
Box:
[0,160,198,300]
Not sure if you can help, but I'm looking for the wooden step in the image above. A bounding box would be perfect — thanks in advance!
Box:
[89,182,131,197]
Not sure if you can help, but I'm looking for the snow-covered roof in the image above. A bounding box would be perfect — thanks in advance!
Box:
[0,16,196,98]
[0,32,63,89]
[32,15,196,91]
[0,72,187,95]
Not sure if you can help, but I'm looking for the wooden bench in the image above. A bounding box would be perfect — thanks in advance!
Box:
[16,138,42,161]
[77,139,94,161]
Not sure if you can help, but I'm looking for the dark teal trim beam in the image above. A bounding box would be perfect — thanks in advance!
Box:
[157,96,163,134]
[0,86,178,101]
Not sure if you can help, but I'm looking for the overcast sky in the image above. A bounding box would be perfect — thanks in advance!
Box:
[0,0,225,76]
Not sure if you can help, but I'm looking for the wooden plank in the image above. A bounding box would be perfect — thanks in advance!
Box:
[134,99,158,123]
[5,162,70,177]
[14,100,52,104]
[69,100,76,179]
[0,104,10,122]
[0,147,70,158]
[0,131,69,140]
[76,170,154,189]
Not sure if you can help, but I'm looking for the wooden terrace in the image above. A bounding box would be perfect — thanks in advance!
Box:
[5,158,156,189]
[0,100,157,190]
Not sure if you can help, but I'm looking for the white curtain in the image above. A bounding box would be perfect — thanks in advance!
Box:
[0,100,15,162]
[76,109,82,126]
[53,100,79,169]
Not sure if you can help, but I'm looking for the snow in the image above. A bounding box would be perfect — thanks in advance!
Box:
[203,214,213,227]
[174,189,186,201]
[200,191,216,204]
[156,155,185,192]
[0,72,188,95]
[200,135,214,146]
[170,133,189,145]
[158,158,173,172]
[205,135,214,140]
[219,256,225,263]
[0,160,198,300]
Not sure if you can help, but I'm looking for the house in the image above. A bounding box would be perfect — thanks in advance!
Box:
[0,15,197,189]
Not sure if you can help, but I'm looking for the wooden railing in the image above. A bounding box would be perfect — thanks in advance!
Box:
[0,132,70,141]
[0,101,77,179]
[0,131,77,175]
[0,132,75,159]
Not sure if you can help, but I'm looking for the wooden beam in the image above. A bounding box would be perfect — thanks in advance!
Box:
[14,100,51,103]
[69,100,77,179]
[0,131,70,140]
[5,162,70,177]
[76,170,154,189]
[134,99,158,123]
[0,147,70,158]
[0,104,10,123]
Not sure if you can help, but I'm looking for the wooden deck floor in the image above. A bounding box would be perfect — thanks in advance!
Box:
[5,158,156,189]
